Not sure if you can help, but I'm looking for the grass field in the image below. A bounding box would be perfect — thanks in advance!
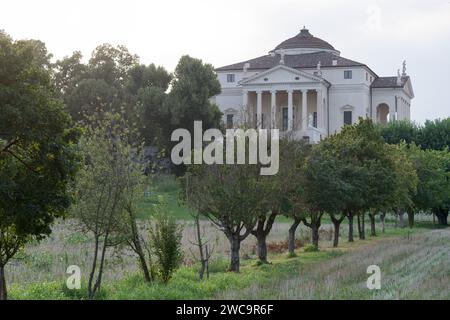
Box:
[5,174,449,300]
[218,228,450,299]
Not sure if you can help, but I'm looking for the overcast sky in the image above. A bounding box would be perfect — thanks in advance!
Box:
[2,0,449,122]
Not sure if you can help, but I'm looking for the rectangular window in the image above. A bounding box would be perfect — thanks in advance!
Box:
[344,70,352,79]
[344,111,352,125]
[313,112,317,128]
[226,114,234,129]
[282,108,288,131]
[261,113,265,129]
[226,74,235,83]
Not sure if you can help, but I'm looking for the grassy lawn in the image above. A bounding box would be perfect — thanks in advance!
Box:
[9,224,434,300]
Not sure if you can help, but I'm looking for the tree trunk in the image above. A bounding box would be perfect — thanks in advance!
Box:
[369,213,376,237]
[381,212,386,233]
[361,212,366,240]
[88,236,99,299]
[435,208,449,226]
[311,224,319,247]
[407,208,414,229]
[332,220,341,247]
[348,213,354,242]
[288,218,301,255]
[130,217,151,282]
[251,212,277,264]
[193,215,207,280]
[398,210,405,228]
[357,212,361,239]
[229,237,241,272]
[330,213,344,248]
[256,233,268,263]
[137,248,151,282]
[0,265,7,300]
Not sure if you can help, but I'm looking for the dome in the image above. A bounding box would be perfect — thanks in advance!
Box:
[273,27,337,53]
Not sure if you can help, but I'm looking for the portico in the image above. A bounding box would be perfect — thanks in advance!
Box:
[239,65,329,142]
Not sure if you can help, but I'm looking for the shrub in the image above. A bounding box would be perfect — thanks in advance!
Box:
[149,213,183,283]
[304,244,320,252]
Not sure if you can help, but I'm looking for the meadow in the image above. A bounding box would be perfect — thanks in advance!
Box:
[6,174,448,300]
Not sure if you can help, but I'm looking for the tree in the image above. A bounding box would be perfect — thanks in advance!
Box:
[277,139,310,255]
[406,144,450,225]
[418,118,450,151]
[72,113,133,299]
[182,151,266,272]
[168,56,222,162]
[384,144,417,230]
[0,31,80,300]
[304,141,350,247]
[377,120,420,145]
[55,44,140,123]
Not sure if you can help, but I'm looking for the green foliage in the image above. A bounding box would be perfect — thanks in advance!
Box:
[377,120,420,145]
[304,244,320,252]
[149,213,183,283]
[377,118,450,151]
[419,118,450,151]
[0,30,80,267]
[405,143,450,212]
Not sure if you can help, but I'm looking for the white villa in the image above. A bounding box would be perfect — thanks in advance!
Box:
[213,27,414,142]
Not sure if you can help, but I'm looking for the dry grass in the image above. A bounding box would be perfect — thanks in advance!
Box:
[217,228,450,299]
[5,214,434,289]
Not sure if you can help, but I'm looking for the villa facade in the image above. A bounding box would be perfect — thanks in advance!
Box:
[213,27,414,142]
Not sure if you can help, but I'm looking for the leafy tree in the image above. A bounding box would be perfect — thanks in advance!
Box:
[418,118,450,151]
[55,44,139,122]
[169,56,222,143]
[304,141,351,247]
[377,120,420,145]
[53,51,87,99]
[72,113,135,299]
[182,156,266,272]
[384,143,417,230]
[0,31,80,300]
[276,139,310,254]
[407,144,450,225]
[138,86,172,148]
[126,63,172,95]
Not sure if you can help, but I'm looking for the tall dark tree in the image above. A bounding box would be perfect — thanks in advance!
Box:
[0,31,80,300]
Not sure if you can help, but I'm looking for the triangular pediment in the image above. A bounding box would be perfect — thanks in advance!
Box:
[239,64,325,86]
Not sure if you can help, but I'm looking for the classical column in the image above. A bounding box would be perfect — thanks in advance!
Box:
[256,90,262,129]
[287,89,293,131]
[270,90,276,129]
[242,90,248,124]
[316,89,322,129]
[301,89,308,130]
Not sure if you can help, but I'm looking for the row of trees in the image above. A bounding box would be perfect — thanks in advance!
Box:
[183,119,450,272]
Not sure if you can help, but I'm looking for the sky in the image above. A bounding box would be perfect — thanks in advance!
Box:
[1,0,449,123]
